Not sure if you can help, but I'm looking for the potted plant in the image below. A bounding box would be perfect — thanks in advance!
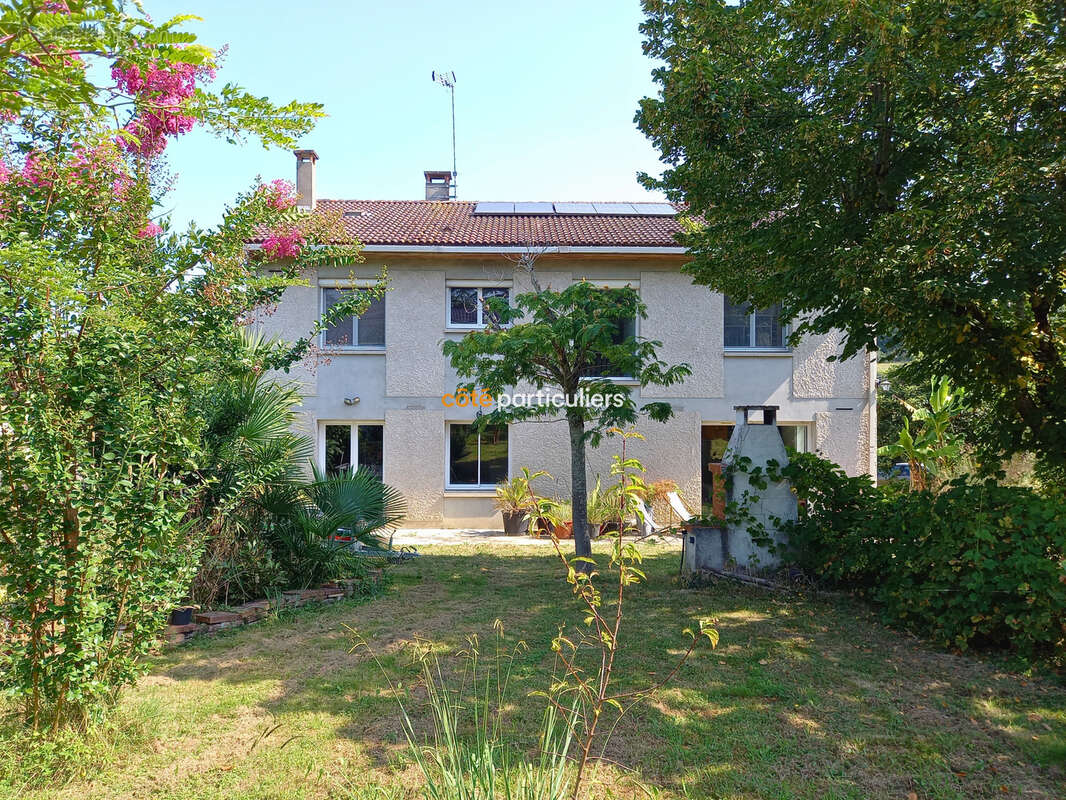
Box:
[528,497,572,539]
[495,468,551,535]
[586,477,616,540]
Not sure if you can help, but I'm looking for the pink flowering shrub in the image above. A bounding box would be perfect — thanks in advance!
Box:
[111,59,207,156]
[261,227,306,259]
[135,222,163,239]
[260,178,298,210]
[20,153,50,187]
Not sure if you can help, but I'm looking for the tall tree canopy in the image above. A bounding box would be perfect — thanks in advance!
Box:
[637,0,1066,466]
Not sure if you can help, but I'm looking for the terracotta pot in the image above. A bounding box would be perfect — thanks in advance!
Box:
[556,521,574,539]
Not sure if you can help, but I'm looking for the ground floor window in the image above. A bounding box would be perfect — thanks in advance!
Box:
[323,423,384,478]
[447,422,508,489]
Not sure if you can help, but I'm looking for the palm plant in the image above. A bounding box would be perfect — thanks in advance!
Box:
[261,465,407,589]
[190,337,313,606]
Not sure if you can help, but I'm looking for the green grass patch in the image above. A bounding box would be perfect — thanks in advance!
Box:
[3,542,1065,799]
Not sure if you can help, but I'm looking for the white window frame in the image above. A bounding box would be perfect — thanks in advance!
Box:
[445,421,511,492]
[446,285,510,329]
[723,299,790,352]
[318,421,385,474]
[319,287,386,350]
[778,422,810,453]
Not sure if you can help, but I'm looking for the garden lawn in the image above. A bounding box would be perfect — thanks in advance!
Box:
[4,541,1065,799]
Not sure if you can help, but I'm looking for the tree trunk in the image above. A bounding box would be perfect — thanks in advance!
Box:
[567,412,592,571]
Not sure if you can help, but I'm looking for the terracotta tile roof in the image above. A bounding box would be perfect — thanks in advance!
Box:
[294,200,687,248]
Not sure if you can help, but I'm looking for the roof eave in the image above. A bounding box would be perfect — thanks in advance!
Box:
[357,244,687,255]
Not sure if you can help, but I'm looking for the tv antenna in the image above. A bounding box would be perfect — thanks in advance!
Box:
[431,69,457,199]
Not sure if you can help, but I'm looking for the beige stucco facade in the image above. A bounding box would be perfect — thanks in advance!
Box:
[255,251,876,527]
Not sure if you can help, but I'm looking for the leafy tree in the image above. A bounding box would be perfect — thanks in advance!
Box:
[0,2,379,730]
[637,0,1066,467]
[442,261,690,566]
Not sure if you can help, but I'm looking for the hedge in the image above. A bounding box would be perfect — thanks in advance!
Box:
[782,453,1066,664]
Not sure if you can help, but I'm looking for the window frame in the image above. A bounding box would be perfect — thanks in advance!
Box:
[319,421,385,477]
[723,298,789,352]
[579,284,640,381]
[319,287,386,350]
[446,285,511,330]
[444,421,511,492]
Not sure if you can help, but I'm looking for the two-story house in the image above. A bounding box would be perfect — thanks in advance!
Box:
[255,151,877,528]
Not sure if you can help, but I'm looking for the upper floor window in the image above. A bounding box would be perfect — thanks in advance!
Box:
[581,287,637,379]
[724,298,786,349]
[447,422,508,489]
[448,286,509,328]
[582,314,637,378]
[322,288,385,348]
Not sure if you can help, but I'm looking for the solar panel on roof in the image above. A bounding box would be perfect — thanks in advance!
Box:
[592,202,638,214]
[513,202,554,214]
[472,202,515,214]
[630,202,676,216]
[553,202,597,214]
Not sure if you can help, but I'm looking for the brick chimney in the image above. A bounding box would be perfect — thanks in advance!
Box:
[424,170,452,201]
[294,149,318,210]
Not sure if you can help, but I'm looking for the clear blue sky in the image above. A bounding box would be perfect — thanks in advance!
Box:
[149,0,668,230]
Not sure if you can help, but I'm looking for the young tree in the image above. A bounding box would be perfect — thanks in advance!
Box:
[0,2,378,730]
[637,0,1066,467]
[442,259,690,567]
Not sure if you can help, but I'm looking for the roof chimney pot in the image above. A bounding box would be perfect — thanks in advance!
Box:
[424,170,452,201]
[294,149,318,210]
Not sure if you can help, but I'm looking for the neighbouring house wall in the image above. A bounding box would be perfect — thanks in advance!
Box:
[256,253,876,527]
[252,282,319,397]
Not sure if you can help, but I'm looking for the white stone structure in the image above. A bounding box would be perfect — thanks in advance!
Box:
[253,153,877,528]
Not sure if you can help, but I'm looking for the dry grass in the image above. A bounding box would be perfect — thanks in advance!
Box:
[3,540,1065,799]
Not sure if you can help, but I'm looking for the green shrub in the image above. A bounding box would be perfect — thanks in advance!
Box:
[783,453,1066,663]
[261,466,406,589]
[781,453,889,584]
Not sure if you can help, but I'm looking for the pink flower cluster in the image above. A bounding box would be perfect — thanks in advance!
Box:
[21,153,48,187]
[111,60,201,156]
[135,222,164,239]
[69,142,134,198]
[260,178,298,210]
[261,227,305,260]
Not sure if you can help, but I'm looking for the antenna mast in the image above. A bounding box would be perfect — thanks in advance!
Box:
[431,69,457,199]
